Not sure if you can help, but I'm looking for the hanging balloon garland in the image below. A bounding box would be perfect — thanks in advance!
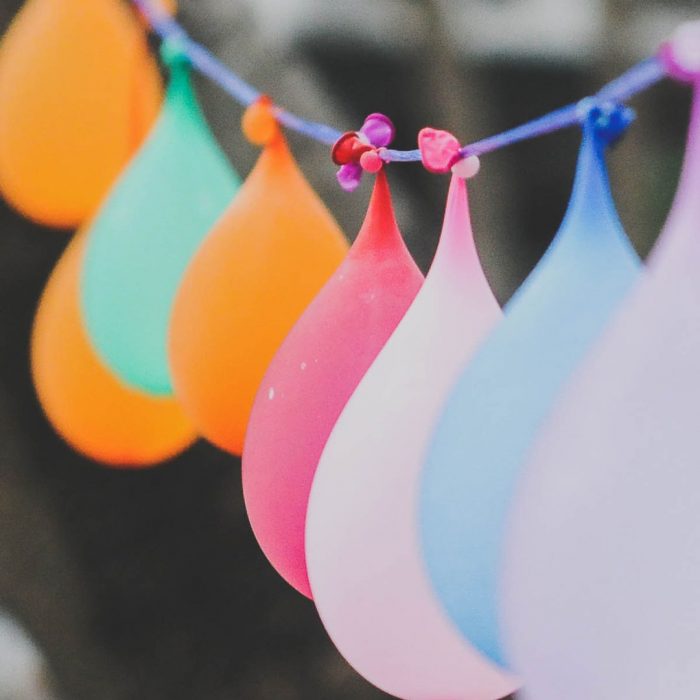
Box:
[1,0,699,697]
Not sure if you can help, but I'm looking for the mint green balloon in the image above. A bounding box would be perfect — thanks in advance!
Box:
[81,46,240,396]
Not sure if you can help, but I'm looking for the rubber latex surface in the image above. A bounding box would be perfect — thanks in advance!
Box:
[420,120,641,668]
[306,175,517,699]
[501,80,700,700]
[242,171,423,599]
[82,56,240,396]
[169,131,349,455]
[31,230,196,466]
[0,0,162,227]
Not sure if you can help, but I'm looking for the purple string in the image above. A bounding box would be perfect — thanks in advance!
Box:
[133,0,668,165]
[457,56,667,159]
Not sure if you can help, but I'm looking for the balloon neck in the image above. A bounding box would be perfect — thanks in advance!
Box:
[243,96,282,147]
[160,36,192,71]
[659,21,700,84]
[351,170,406,256]
[430,175,480,274]
[578,99,635,148]
[558,120,620,238]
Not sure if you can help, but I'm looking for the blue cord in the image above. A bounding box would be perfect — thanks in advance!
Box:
[133,0,668,165]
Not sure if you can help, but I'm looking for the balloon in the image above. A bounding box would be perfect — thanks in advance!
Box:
[242,170,423,599]
[0,0,163,227]
[305,175,517,699]
[500,39,700,700]
[169,100,349,455]
[420,108,641,668]
[81,44,240,396]
[31,229,196,466]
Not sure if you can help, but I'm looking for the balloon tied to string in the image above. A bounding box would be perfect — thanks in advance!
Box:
[242,95,282,146]
[660,20,700,83]
[127,0,700,194]
[331,113,396,191]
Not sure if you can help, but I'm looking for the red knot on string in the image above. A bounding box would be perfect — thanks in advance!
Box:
[331,114,396,191]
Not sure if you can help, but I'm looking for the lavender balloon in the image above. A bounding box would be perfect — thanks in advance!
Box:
[501,26,700,700]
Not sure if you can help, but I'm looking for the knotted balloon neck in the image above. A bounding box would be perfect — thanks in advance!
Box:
[659,20,700,85]
[654,22,700,237]
[559,105,631,236]
[243,96,283,148]
[577,99,635,148]
[350,170,408,256]
[160,35,191,72]
[331,114,396,192]
[429,174,483,276]
[158,39,209,127]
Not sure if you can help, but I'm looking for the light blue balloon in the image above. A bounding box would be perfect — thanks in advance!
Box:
[81,47,240,396]
[419,111,641,669]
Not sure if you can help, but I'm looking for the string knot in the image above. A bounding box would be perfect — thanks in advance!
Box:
[577,98,635,146]
[332,113,395,192]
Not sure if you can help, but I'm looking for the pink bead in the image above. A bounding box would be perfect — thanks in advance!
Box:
[451,155,481,179]
[660,21,700,83]
[360,150,383,173]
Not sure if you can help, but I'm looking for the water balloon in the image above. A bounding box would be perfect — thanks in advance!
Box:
[242,170,423,598]
[420,106,641,668]
[305,174,517,699]
[501,30,700,700]
[0,0,163,227]
[81,43,240,396]
[32,229,196,466]
[169,98,349,455]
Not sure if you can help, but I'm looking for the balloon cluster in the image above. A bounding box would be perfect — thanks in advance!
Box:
[1,2,699,698]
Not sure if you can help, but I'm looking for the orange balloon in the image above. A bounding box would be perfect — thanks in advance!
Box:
[31,229,196,467]
[170,117,349,455]
[0,0,162,228]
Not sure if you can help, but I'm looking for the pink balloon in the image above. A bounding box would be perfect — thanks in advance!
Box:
[306,175,517,700]
[502,45,700,700]
[242,171,423,598]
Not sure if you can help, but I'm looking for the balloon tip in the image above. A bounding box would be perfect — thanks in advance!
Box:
[242,96,281,146]
[660,21,700,83]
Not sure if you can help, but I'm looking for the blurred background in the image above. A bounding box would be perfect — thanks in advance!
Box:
[0,0,696,697]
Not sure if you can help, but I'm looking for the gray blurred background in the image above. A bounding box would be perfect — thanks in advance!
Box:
[0,0,696,698]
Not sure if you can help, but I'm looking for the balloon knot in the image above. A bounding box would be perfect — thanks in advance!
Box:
[418,127,480,178]
[577,99,635,147]
[332,113,395,192]
[659,21,700,83]
[160,34,191,68]
[242,96,281,146]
